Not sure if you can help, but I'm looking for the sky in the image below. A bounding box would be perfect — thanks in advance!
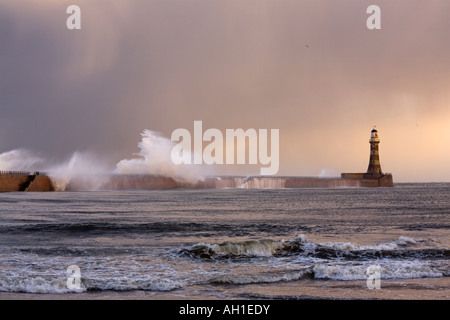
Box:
[1,0,449,182]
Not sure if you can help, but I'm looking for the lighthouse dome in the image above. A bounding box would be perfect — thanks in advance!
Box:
[370,128,379,139]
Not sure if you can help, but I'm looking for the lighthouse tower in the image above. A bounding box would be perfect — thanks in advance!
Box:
[365,127,383,177]
[341,127,393,186]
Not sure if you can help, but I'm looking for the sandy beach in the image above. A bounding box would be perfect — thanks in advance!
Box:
[1,277,448,300]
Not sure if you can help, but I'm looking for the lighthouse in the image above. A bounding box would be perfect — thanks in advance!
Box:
[365,127,383,177]
[340,127,393,186]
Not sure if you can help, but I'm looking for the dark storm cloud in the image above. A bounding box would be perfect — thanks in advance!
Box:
[1,0,449,181]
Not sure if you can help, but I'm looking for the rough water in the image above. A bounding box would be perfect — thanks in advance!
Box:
[0,183,448,299]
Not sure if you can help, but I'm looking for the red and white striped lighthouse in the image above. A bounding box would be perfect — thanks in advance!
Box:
[366,127,383,177]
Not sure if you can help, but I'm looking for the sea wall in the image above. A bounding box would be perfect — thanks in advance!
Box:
[102,175,179,190]
[191,175,393,189]
[26,175,55,192]
[341,173,394,187]
[0,172,54,192]
[0,172,394,192]
[286,177,360,188]
[378,174,394,187]
[0,173,29,192]
[341,173,366,179]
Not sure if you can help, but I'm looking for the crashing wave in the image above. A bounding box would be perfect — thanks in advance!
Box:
[178,235,450,261]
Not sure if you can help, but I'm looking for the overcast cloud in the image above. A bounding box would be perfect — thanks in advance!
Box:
[1,0,449,181]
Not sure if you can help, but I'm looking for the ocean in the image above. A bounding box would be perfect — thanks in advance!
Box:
[0,183,449,301]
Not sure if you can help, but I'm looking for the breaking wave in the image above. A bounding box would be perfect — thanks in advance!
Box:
[178,235,450,260]
[0,274,185,294]
[0,234,448,294]
[177,235,449,284]
[210,268,314,285]
[115,130,205,184]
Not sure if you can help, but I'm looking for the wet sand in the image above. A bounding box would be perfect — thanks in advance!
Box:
[1,277,448,300]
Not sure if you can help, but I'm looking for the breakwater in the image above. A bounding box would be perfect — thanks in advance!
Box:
[192,175,394,189]
[0,171,54,192]
[0,171,393,192]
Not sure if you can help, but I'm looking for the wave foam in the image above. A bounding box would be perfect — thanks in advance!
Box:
[0,274,185,294]
[0,276,82,294]
[178,235,443,260]
[313,261,445,281]
[179,239,286,259]
[210,268,313,285]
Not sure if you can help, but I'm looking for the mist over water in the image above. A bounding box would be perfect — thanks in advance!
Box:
[0,149,44,172]
[48,152,112,191]
[0,129,207,190]
[0,149,111,191]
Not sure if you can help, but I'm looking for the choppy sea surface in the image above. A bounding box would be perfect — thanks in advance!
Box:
[0,183,449,299]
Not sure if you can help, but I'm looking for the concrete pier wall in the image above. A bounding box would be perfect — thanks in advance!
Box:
[0,174,29,192]
[0,172,54,192]
[25,175,55,192]
[105,175,178,190]
[0,172,394,192]
[189,175,393,189]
